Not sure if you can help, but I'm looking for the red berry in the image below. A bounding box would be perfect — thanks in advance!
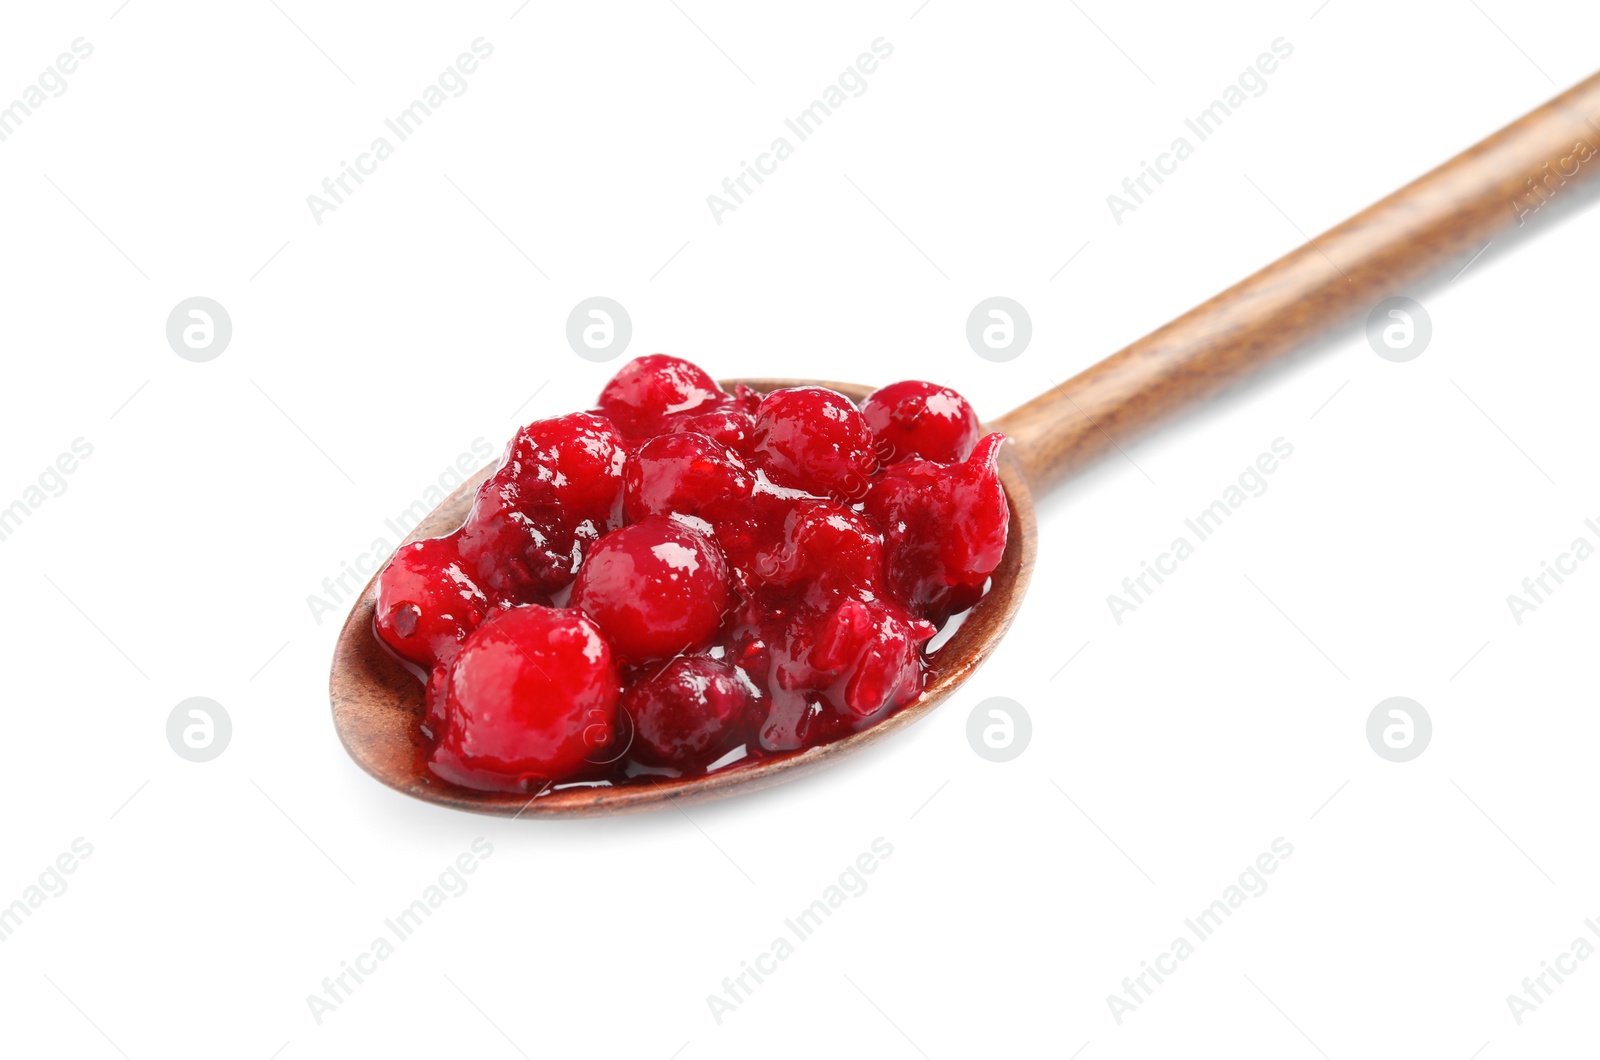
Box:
[668,406,756,453]
[810,597,935,717]
[572,516,732,662]
[623,432,754,525]
[598,354,725,438]
[758,499,884,597]
[374,537,489,669]
[456,486,593,603]
[622,656,749,769]
[427,605,620,791]
[456,412,625,602]
[495,411,627,526]
[861,380,981,465]
[749,386,877,500]
[864,433,1010,623]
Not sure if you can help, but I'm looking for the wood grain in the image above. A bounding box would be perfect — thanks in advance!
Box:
[996,71,1600,491]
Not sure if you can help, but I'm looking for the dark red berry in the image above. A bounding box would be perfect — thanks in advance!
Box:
[623,656,749,769]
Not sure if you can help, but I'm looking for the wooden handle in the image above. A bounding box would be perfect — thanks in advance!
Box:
[997,71,1600,494]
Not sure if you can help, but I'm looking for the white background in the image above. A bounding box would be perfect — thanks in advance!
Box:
[1,1,1596,1056]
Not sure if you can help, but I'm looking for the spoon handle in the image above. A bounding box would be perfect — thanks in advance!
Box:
[997,69,1600,494]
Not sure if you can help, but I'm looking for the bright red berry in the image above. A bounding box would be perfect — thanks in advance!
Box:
[864,433,1010,623]
[757,499,884,597]
[427,605,620,791]
[455,412,625,602]
[668,406,756,453]
[810,597,936,717]
[749,386,878,500]
[374,536,489,669]
[861,380,981,465]
[598,354,725,438]
[572,516,732,662]
[623,432,754,525]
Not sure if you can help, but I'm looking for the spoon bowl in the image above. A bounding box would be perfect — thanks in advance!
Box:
[329,380,1037,817]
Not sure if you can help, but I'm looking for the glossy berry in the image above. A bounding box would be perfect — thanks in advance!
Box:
[374,537,489,669]
[572,516,732,662]
[865,433,1010,623]
[861,380,981,465]
[495,411,627,524]
[454,412,624,603]
[427,605,620,792]
[749,386,878,500]
[456,486,589,603]
[623,432,754,525]
[810,597,936,717]
[758,499,884,596]
[623,656,749,769]
[668,406,756,453]
[598,354,724,438]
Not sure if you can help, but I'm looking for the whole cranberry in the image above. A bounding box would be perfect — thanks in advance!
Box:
[456,412,625,602]
[495,411,627,527]
[456,485,594,603]
[810,597,936,717]
[572,516,732,661]
[864,433,1010,623]
[374,536,489,669]
[427,605,621,791]
[669,406,756,453]
[623,432,754,525]
[861,380,981,465]
[598,354,725,438]
[749,386,878,500]
[758,499,884,596]
[623,656,748,769]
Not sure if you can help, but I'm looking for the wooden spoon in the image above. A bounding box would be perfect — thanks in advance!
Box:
[332,70,1600,817]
